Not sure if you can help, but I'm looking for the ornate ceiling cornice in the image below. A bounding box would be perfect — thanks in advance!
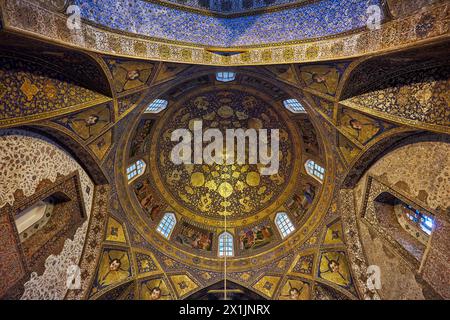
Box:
[1,0,448,66]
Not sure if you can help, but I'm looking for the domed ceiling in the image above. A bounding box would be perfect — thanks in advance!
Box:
[120,71,330,272]
[151,88,300,225]
[1,0,448,301]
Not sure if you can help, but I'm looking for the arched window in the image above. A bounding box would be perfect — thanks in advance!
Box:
[145,99,168,113]
[275,212,295,238]
[156,212,176,239]
[218,232,234,257]
[14,193,70,243]
[126,159,146,182]
[283,99,306,113]
[305,159,324,182]
[403,204,434,236]
[216,71,236,82]
[372,192,433,261]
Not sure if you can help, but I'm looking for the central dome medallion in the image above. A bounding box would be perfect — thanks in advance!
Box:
[150,89,301,227]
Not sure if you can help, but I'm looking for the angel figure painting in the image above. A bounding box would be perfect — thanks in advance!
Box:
[90,249,132,295]
[139,278,172,300]
[318,251,352,289]
[278,279,311,300]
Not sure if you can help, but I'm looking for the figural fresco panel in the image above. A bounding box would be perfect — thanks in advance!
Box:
[53,102,113,141]
[138,276,173,300]
[104,57,155,94]
[90,248,133,297]
[277,276,311,300]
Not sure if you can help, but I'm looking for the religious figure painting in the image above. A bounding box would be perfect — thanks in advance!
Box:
[298,64,344,96]
[277,278,311,300]
[340,108,393,145]
[286,182,317,220]
[130,119,154,157]
[297,118,320,156]
[338,133,361,164]
[105,58,154,93]
[90,249,132,295]
[139,278,172,300]
[311,95,335,119]
[239,221,274,251]
[55,103,111,140]
[318,251,352,289]
[134,178,163,221]
[175,222,213,252]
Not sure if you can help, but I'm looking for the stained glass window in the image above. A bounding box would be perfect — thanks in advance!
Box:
[283,99,306,113]
[305,159,324,182]
[216,71,236,82]
[218,232,234,257]
[145,99,168,113]
[404,205,434,235]
[126,159,146,181]
[156,213,176,239]
[275,212,295,238]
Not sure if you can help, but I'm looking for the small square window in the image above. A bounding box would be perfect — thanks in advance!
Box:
[283,99,306,113]
[216,71,236,82]
[145,99,168,113]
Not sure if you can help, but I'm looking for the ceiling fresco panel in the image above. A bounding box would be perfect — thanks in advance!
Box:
[88,129,114,161]
[53,102,113,141]
[338,107,396,146]
[138,276,174,300]
[73,0,383,47]
[252,275,281,298]
[276,276,312,300]
[104,57,156,94]
[0,55,110,127]
[105,217,128,244]
[89,247,133,298]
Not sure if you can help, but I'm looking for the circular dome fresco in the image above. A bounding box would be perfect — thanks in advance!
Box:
[121,75,329,271]
[150,88,302,227]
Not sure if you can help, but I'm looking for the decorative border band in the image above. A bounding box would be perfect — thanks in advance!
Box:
[1,0,448,66]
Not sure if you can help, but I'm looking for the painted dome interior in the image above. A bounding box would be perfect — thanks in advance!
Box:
[124,74,318,267]
[0,0,449,302]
